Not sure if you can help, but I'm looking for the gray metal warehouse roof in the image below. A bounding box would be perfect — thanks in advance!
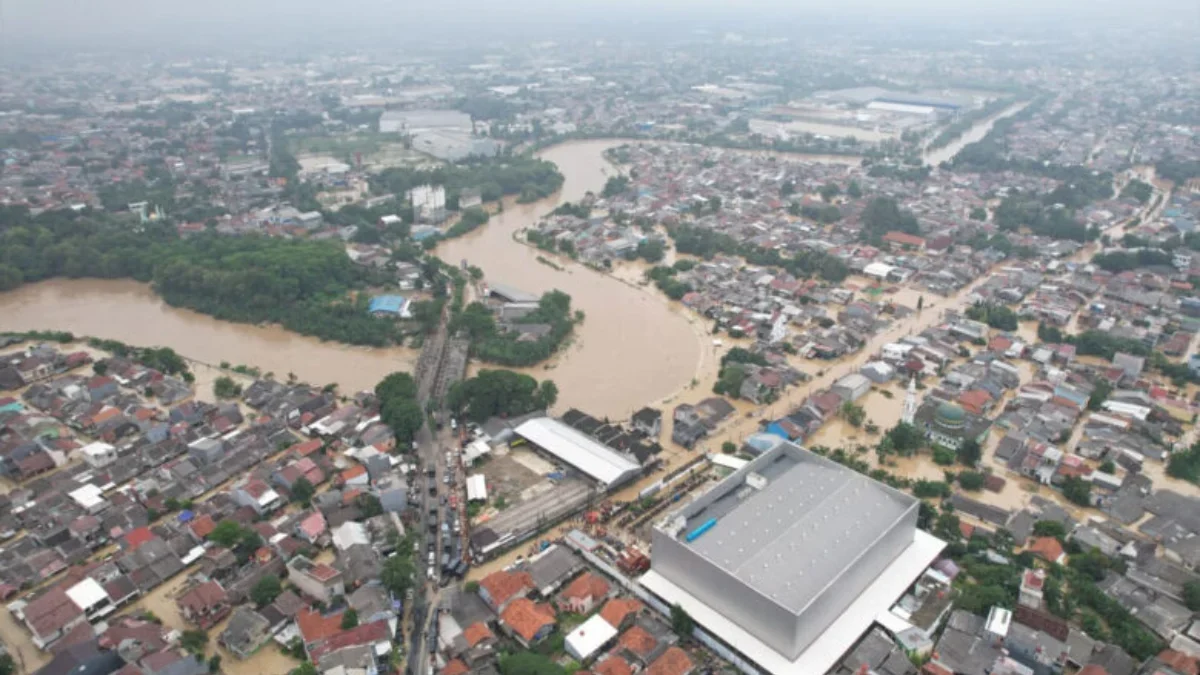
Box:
[681,446,915,615]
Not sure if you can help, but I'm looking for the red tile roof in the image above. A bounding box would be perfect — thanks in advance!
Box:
[177,581,228,614]
[599,598,643,628]
[884,231,926,248]
[594,656,634,675]
[1156,649,1200,675]
[645,646,693,675]
[462,622,494,647]
[617,625,657,658]
[499,598,556,643]
[123,526,155,551]
[1028,536,1065,563]
[441,660,469,675]
[561,573,610,603]
[292,439,323,456]
[479,569,533,608]
[310,620,391,662]
[190,514,216,540]
[297,608,345,645]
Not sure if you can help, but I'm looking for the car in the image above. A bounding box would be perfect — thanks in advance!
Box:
[443,473,451,484]
[440,495,448,506]
[450,418,458,431]
[427,551,435,565]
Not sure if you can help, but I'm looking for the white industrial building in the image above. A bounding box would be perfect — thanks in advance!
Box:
[408,184,446,223]
[513,417,642,490]
[640,441,945,675]
[564,614,619,661]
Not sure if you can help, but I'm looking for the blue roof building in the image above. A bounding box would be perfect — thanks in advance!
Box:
[369,295,410,317]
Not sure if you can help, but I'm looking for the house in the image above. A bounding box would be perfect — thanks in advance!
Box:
[287,555,345,604]
[499,598,556,647]
[1028,537,1067,565]
[557,572,611,614]
[478,569,534,612]
[176,581,230,629]
[79,442,118,469]
[18,585,86,648]
[884,231,926,250]
[219,607,272,659]
[297,511,327,543]
[645,646,694,675]
[600,598,644,631]
[233,479,282,516]
[31,639,123,675]
[631,408,662,438]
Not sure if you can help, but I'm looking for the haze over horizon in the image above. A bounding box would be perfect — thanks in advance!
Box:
[3,0,1197,53]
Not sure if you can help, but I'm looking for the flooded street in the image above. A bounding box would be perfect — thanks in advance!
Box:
[0,278,418,394]
[438,140,710,419]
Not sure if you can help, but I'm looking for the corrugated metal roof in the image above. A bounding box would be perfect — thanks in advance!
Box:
[514,417,641,488]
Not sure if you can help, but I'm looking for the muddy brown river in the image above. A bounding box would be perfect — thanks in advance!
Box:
[0,140,707,418]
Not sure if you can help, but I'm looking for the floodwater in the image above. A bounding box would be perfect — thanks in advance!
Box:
[437,140,710,419]
[0,279,418,394]
[922,101,1031,166]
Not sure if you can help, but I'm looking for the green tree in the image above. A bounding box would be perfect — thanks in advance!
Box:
[1167,443,1200,484]
[213,376,242,400]
[180,629,209,655]
[958,471,985,491]
[1062,476,1093,506]
[819,183,841,202]
[969,206,988,221]
[93,361,109,376]
[721,441,737,454]
[636,238,666,263]
[1033,520,1067,539]
[251,575,282,607]
[957,438,982,467]
[207,655,222,673]
[207,520,247,549]
[381,555,415,597]
[841,402,866,428]
[341,609,359,629]
[0,654,15,675]
[883,422,924,456]
[290,477,315,506]
[847,181,862,199]
[292,662,318,675]
[1088,379,1113,411]
[1184,580,1200,611]
[669,603,694,638]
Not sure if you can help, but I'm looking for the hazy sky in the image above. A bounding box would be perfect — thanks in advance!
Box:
[3,0,1196,50]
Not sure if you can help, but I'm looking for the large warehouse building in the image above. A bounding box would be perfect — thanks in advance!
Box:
[640,441,945,675]
[513,417,642,490]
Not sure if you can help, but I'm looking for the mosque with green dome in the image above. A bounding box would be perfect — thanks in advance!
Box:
[912,398,991,450]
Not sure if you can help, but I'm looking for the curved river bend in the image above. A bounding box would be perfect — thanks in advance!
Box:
[0,140,707,418]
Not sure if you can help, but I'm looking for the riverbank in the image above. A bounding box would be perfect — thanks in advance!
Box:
[0,279,418,394]
[436,139,706,419]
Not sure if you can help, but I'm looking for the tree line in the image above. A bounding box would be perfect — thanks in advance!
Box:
[371,156,564,206]
[0,207,406,347]
[445,369,558,423]
[449,290,580,367]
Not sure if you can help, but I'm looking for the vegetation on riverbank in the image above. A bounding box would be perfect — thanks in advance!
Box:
[450,290,581,366]
[0,209,407,346]
[446,369,558,423]
[375,372,424,446]
[370,156,564,205]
